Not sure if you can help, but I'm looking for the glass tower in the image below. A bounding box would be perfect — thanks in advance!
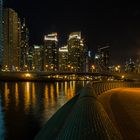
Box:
[68,32,86,72]
[0,0,3,69]
[3,8,21,71]
[44,33,58,71]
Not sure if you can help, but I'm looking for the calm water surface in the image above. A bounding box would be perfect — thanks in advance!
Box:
[0,81,87,140]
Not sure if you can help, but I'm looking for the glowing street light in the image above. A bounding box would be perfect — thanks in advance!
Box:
[71,66,74,71]
[115,65,121,72]
[91,65,95,72]
[117,65,120,68]
[121,75,125,80]
[25,73,31,78]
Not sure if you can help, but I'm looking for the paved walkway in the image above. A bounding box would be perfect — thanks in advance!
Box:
[98,88,140,140]
[35,87,123,140]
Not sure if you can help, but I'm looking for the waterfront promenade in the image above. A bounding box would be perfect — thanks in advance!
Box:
[35,82,140,140]
[99,88,140,140]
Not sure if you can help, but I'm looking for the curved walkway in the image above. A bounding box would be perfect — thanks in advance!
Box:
[99,88,140,140]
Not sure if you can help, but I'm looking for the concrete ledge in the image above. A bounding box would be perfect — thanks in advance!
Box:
[56,97,122,140]
[34,94,79,140]
[35,86,123,140]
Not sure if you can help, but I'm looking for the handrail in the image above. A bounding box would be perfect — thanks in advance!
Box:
[35,81,140,140]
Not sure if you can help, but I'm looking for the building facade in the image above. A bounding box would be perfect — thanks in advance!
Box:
[68,32,86,72]
[59,45,68,71]
[125,59,135,73]
[32,45,43,71]
[95,45,110,72]
[20,19,29,71]
[44,33,58,71]
[135,59,140,73]
[3,8,21,71]
[0,0,3,69]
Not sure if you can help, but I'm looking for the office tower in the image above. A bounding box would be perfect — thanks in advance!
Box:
[87,50,94,72]
[68,32,86,72]
[59,45,68,71]
[32,45,43,71]
[0,0,3,69]
[44,33,58,71]
[3,8,21,71]
[95,45,110,72]
[135,59,140,73]
[20,19,29,71]
[125,58,135,73]
[26,51,33,71]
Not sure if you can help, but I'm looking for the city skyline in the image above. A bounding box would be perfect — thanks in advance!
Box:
[3,0,140,65]
[0,0,3,68]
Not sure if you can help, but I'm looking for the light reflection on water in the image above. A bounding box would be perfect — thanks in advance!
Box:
[0,94,5,140]
[0,81,87,140]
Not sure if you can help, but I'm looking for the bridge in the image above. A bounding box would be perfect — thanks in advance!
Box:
[34,81,140,140]
[0,71,140,81]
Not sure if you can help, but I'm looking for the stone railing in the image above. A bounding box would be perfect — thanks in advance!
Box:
[91,81,140,96]
[35,81,140,140]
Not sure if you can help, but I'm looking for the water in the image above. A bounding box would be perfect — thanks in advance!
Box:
[0,81,87,140]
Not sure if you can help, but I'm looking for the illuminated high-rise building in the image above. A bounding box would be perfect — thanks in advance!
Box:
[95,45,110,72]
[0,0,3,69]
[33,45,43,71]
[125,58,135,73]
[135,59,140,73]
[20,19,29,70]
[68,32,86,72]
[44,33,58,71]
[3,8,21,71]
[59,45,68,71]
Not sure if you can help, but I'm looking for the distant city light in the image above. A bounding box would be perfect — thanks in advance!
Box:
[34,45,40,49]
[25,73,31,77]
[44,33,58,41]
[95,54,99,59]
[121,75,125,79]
[69,32,81,40]
[59,45,68,52]
[88,51,91,57]
[69,35,81,40]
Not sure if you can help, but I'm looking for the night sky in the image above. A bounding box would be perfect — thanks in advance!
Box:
[4,0,140,65]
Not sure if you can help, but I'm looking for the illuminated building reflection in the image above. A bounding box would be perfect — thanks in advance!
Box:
[15,83,19,107]
[4,83,10,110]
[24,82,31,112]
[31,83,36,110]
[50,84,55,106]
[0,94,5,139]
[0,81,85,130]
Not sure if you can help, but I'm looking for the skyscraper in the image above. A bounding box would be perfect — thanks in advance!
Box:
[44,33,58,71]
[59,45,68,71]
[33,45,43,71]
[95,45,110,72]
[20,19,29,71]
[3,8,21,71]
[0,0,3,69]
[68,32,86,72]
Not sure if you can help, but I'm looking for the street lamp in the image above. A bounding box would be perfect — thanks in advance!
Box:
[15,67,19,71]
[71,66,74,72]
[115,65,121,73]
[45,65,48,71]
[51,66,54,70]
[91,65,95,72]
[67,65,71,71]
[32,66,35,71]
